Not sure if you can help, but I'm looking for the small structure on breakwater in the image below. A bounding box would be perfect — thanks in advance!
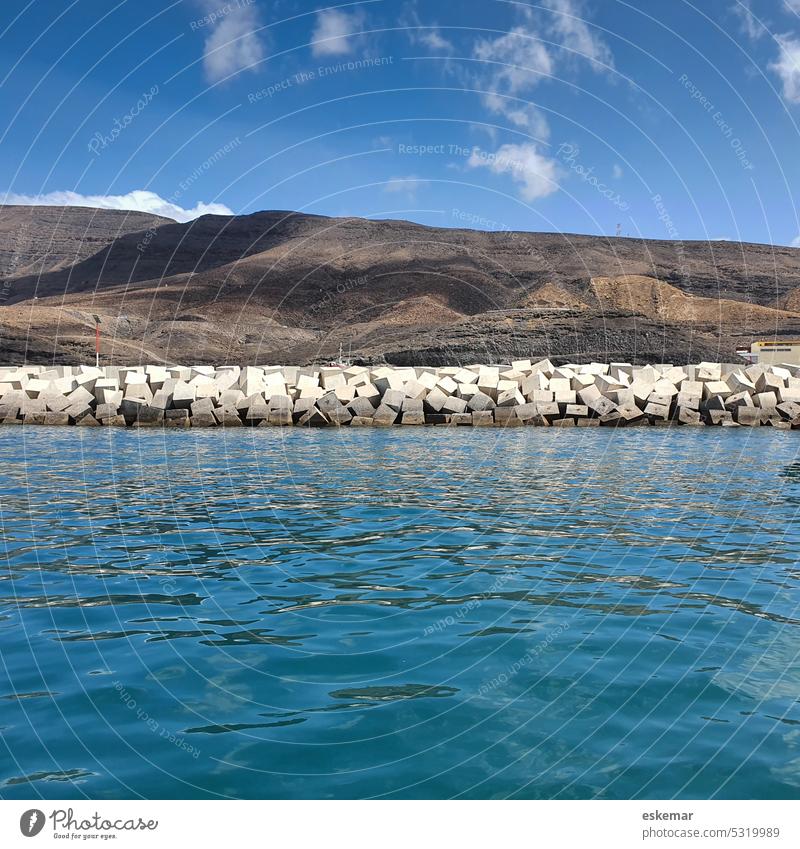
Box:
[1,360,800,428]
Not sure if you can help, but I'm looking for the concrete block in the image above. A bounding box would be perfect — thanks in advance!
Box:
[736,406,762,426]
[697,362,722,381]
[472,411,494,426]
[350,416,374,427]
[402,411,425,425]
[316,391,345,416]
[425,413,450,425]
[372,404,398,426]
[709,409,733,425]
[703,380,732,399]
[356,383,381,404]
[41,392,71,413]
[190,413,217,427]
[190,397,215,416]
[348,396,376,418]
[402,396,424,413]
[23,413,47,425]
[644,402,670,420]
[677,391,701,410]
[453,368,479,385]
[334,385,356,404]
[514,403,538,421]
[245,404,269,422]
[536,402,560,420]
[756,372,784,394]
[383,388,405,411]
[95,402,120,419]
[164,410,189,428]
[467,391,495,412]
[403,379,428,400]
[267,409,292,426]
[450,412,473,425]
[497,388,525,407]
[214,410,244,426]
[327,407,353,426]
[724,391,754,410]
[102,415,127,427]
[777,401,800,419]
[320,369,346,390]
[754,391,778,409]
[565,404,589,418]
[43,412,69,426]
[678,407,702,425]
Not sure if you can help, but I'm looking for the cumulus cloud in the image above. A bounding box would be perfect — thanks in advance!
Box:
[199,0,265,83]
[467,143,559,201]
[770,34,800,101]
[311,9,364,57]
[383,175,429,198]
[1,189,233,222]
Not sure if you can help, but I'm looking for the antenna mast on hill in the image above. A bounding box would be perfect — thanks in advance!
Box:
[615,223,622,237]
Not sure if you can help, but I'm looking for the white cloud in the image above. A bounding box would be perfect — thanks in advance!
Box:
[770,34,800,101]
[612,163,623,179]
[383,175,429,198]
[731,0,768,39]
[402,4,454,52]
[470,2,612,136]
[416,29,453,52]
[475,27,554,94]
[1,189,233,222]
[543,0,614,68]
[200,0,265,83]
[792,234,800,247]
[467,143,559,201]
[311,9,363,57]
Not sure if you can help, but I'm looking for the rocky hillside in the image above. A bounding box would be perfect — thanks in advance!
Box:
[1,206,799,365]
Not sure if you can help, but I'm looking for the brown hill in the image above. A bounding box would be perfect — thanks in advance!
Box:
[0,205,172,279]
[2,206,800,365]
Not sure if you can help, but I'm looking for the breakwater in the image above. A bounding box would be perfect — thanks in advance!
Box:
[1,360,799,428]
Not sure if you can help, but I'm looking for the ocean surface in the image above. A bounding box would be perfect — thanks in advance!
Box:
[1,426,799,800]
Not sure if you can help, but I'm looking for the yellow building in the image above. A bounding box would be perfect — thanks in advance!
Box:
[750,340,800,365]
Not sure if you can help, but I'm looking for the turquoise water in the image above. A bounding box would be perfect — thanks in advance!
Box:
[1,426,799,800]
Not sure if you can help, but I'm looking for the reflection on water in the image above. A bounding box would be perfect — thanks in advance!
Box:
[0,426,799,799]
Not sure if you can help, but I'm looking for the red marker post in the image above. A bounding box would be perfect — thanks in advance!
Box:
[93,314,101,368]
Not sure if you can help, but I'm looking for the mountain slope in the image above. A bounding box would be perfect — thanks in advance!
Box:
[2,206,799,365]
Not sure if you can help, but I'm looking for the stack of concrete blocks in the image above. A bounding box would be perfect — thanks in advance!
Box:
[2,360,800,429]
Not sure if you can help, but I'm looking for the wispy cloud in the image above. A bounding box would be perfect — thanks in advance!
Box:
[1,189,233,222]
[467,143,559,202]
[311,9,364,57]
[731,0,769,39]
[199,0,265,83]
[542,0,614,68]
[383,175,429,198]
[402,3,454,52]
[470,0,612,136]
[770,33,800,101]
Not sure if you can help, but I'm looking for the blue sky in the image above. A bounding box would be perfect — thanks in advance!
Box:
[2,0,800,245]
